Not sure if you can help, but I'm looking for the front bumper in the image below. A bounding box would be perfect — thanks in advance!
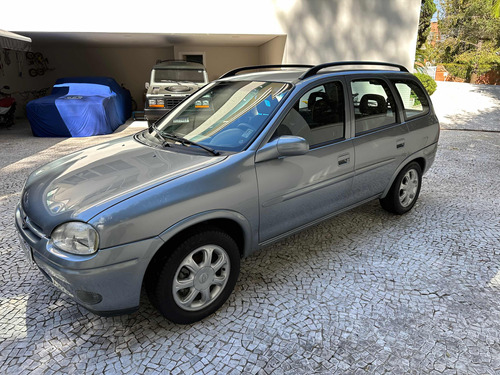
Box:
[15,204,164,315]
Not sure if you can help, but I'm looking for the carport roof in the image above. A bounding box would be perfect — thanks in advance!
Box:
[16,32,282,47]
[0,29,32,51]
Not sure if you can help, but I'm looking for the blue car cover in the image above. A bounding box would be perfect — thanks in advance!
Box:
[26,77,132,137]
[55,77,132,123]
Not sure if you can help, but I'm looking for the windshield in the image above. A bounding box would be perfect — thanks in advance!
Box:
[153,81,292,152]
[154,69,206,83]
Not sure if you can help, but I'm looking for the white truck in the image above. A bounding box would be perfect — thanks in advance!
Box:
[145,60,209,125]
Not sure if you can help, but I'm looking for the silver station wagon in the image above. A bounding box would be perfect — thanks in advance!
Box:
[16,62,439,323]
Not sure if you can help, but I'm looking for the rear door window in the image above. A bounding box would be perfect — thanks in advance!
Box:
[392,80,430,120]
[351,79,398,135]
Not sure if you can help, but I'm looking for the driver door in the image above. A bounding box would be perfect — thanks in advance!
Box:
[255,80,355,243]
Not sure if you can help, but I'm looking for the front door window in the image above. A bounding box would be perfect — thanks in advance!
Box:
[271,81,345,147]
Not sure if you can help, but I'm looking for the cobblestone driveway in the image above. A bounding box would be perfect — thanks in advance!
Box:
[1,82,499,374]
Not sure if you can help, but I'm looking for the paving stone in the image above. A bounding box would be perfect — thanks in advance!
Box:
[1,83,500,374]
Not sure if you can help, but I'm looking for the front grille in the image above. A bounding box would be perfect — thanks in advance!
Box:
[165,98,184,110]
[17,205,45,242]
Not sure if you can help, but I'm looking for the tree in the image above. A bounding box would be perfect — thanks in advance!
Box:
[417,0,438,49]
[437,0,500,83]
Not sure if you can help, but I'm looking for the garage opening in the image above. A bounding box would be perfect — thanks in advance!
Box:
[181,53,205,65]
[2,32,287,118]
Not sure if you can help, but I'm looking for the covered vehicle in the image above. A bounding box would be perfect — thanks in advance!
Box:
[26,77,131,137]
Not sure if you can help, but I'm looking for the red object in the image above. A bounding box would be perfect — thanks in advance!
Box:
[0,97,15,107]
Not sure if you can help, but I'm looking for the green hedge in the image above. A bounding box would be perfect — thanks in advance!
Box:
[414,73,437,96]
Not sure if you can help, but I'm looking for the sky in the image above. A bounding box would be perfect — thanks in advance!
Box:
[431,0,442,22]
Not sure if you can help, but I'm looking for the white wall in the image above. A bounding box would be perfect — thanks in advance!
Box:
[174,46,260,81]
[276,0,420,68]
[2,0,283,35]
[4,0,420,69]
[258,36,287,65]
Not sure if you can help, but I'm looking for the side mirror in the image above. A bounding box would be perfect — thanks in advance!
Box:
[145,82,150,90]
[255,136,309,163]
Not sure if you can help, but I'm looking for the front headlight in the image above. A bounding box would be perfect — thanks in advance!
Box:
[149,99,164,108]
[50,222,99,255]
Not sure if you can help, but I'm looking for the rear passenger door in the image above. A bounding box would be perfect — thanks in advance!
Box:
[256,79,355,243]
[349,76,409,201]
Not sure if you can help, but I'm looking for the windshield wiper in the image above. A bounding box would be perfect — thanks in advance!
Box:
[164,133,220,156]
[151,125,171,147]
[154,129,219,156]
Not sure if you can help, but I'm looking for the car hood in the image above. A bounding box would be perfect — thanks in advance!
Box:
[147,82,204,95]
[21,136,225,235]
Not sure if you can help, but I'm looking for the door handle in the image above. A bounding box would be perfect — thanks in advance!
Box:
[338,154,350,166]
[396,140,405,149]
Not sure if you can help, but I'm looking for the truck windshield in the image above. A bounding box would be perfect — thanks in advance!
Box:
[154,69,205,83]
[153,81,292,152]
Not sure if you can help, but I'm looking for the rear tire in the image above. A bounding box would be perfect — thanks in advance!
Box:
[380,162,422,215]
[151,230,240,324]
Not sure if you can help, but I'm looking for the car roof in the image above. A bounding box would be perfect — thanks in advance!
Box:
[153,60,206,70]
[220,69,414,84]
[221,70,308,83]
[218,62,413,84]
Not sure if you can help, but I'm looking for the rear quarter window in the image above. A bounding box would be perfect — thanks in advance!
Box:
[392,80,430,120]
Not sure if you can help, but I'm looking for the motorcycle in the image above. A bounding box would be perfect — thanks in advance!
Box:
[0,86,16,128]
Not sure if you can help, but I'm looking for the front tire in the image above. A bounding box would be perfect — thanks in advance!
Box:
[380,162,422,215]
[153,230,240,324]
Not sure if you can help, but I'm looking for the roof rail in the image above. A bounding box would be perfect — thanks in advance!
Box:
[219,64,314,79]
[299,61,409,80]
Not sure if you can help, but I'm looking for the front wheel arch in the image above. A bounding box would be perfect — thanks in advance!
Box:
[159,211,253,257]
[143,217,248,309]
[146,226,241,323]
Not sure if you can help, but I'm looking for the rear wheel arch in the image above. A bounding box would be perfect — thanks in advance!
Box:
[380,161,422,214]
[381,156,426,199]
[412,157,426,174]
